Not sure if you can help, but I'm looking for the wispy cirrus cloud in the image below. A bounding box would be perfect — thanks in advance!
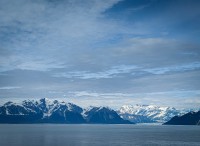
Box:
[144,62,200,75]
[67,90,200,109]
[0,86,21,90]
[16,60,66,72]
[0,56,66,72]
[53,65,138,79]
[52,62,200,79]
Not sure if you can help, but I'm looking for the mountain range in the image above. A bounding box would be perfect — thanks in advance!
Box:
[118,104,185,123]
[1,98,199,124]
[0,98,132,124]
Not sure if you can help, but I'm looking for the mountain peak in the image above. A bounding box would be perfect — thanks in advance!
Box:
[4,101,13,106]
[83,106,133,124]
[39,98,50,103]
[0,98,133,124]
[118,104,182,123]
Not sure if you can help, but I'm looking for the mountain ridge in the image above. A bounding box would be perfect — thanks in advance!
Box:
[0,98,132,124]
[1,98,197,124]
[118,104,186,123]
[164,110,200,125]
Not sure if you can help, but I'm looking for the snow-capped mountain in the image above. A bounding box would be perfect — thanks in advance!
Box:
[0,98,85,123]
[0,98,132,124]
[118,104,184,123]
[83,106,132,124]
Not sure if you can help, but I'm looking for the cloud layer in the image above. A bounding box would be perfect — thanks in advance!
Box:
[0,0,200,109]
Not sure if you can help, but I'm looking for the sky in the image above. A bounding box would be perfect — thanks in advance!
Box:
[0,0,200,109]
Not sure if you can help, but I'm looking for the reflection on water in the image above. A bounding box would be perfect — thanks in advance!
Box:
[0,124,200,146]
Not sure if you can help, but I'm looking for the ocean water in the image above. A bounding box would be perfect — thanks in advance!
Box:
[0,124,200,146]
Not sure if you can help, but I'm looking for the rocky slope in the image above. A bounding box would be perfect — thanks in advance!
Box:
[83,106,132,124]
[0,98,132,124]
[164,110,200,125]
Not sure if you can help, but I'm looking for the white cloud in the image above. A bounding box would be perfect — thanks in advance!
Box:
[53,65,138,79]
[0,0,122,72]
[67,90,200,109]
[0,0,200,110]
[16,60,66,71]
[52,62,200,79]
[0,55,66,72]
[0,86,21,90]
[144,62,200,75]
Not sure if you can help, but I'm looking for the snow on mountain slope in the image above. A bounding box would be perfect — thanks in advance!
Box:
[82,106,133,124]
[118,104,184,123]
[0,98,133,124]
[0,98,83,120]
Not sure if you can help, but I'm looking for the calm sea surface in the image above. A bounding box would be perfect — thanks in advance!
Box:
[0,124,200,146]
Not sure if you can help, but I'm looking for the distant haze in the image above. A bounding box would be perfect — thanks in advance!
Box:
[0,0,200,109]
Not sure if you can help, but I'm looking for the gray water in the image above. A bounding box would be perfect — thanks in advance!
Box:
[0,124,200,146]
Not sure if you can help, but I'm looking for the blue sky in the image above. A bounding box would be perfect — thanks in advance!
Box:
[0,0,200,109]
